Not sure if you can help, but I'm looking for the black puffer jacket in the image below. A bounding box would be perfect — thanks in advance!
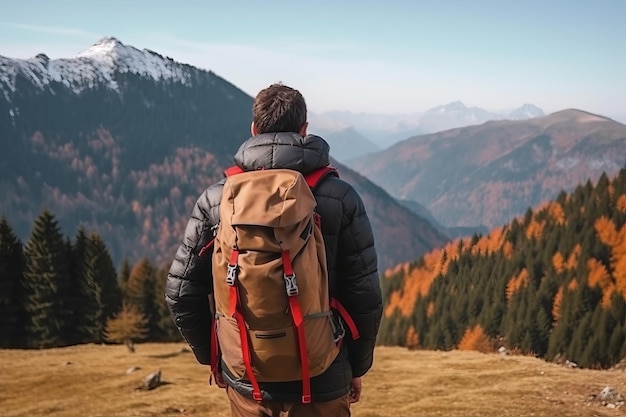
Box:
[165,132,382,402]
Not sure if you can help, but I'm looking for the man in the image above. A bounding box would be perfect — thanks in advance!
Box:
[166,83,382,417]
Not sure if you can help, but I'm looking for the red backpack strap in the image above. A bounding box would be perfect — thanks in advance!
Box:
[281,250,312,403]
[330,298,360,340]
[224,165,244,176]
[304,165,338,189]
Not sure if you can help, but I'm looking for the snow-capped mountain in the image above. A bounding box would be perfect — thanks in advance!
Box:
[0,37,193,100]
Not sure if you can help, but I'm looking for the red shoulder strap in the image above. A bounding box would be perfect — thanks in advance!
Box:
[224,166,244,176]
[225,165,338,189]
[304,166,339,189]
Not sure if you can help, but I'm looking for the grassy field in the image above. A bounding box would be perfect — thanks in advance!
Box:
[1,343,625,417]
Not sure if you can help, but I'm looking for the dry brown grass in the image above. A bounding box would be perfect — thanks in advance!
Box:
[1,343,625,416]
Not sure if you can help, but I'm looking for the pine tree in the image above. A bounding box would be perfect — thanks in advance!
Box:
[0,217,27,347]
[118,257,132,294]
[23,209,72,347]
[67,227,102,344]
[87,233,121,339]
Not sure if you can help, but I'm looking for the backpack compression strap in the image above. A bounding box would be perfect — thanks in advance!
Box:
[227,248,263,401]
[281,249,312,403]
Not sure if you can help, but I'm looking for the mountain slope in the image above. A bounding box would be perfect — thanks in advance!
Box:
[310,126,380,161]
[380,167,626,368]
[0,38,448,270]
[347,109,626,228]
[332,159,450,270]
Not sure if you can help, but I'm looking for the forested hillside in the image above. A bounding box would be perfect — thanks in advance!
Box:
[380,169,626,368]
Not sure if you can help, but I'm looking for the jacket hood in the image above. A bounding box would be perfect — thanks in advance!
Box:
[234,132,330,175]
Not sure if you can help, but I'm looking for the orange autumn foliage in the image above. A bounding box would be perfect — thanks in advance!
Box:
[552,287,563,323]
[470,226,506,256]
[595,216,626,300]
[567,279,578,292]
[502,241,514,258]
[506,268,529,302]
[426,301,435,318]
[384,239,468,318]
[525,219,545,240]
[617,194,626,213]
[586,258,615,308]
[552,252,566,273]
[547,202,566,225]
[458,325,494,353]
[405,325,419,350]
[566,244,581,270]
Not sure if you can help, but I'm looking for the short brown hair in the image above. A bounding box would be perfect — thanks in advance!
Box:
[252,83,307,134]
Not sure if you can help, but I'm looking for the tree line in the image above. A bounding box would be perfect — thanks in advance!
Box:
[0,209,180,349]
[380,169,626,369]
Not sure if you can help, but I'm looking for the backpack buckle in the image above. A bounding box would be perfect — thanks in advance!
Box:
[284,273,299,296]
[226,264,238,286]
[330,315,346,343]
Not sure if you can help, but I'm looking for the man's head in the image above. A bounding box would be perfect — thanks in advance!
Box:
[252,83,308,136]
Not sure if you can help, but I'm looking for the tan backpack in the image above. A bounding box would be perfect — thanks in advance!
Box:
[204,165,358,403]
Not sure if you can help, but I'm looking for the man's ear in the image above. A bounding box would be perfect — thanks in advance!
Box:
[299,122,308,137]
[251,122,258,136]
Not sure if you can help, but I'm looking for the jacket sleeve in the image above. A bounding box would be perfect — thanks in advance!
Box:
[165,181,223,365]
[336,186,382,377]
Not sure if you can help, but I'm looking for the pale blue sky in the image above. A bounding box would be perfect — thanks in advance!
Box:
[1,0,625,119]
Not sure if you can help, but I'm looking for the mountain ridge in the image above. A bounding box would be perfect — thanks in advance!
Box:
[0,37,448,271]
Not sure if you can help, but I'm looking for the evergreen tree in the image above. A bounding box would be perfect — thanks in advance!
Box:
[23,209,71,347]
[118,257,132,294]
[67,227,102,344]
[87,233,121,339]
[154,263,182,341]
[0,217,27,347]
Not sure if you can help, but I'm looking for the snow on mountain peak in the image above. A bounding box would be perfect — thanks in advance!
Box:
[0,37,192,99]
[76,37,123,58]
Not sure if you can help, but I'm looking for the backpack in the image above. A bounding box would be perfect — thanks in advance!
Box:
[203,165,359,403]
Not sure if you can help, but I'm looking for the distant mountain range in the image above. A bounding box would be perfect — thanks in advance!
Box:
[309,102,545,158]
[347,109,626,229]
[0,37,448,271]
